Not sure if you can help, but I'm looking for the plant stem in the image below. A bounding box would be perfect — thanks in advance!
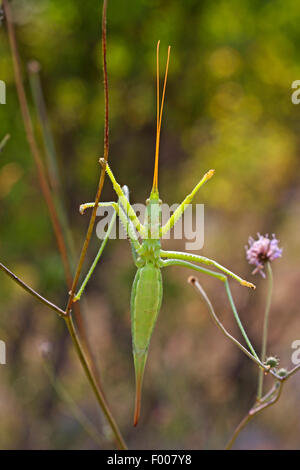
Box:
[65,0,109,315]
[0,260,127,449]
[3,0,104,400]
[226,381,282,450]
[286,363,300,378]
[225,279,259,360]
[188,277,264,370]
[0,262,65,317]
[64,314,127,450]
[3,0,127,449]
[189,276,284,450]
[257,262,273,400]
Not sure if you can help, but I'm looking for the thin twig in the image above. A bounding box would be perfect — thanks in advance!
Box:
[3,0,104,395]
[190,275,300,449]
[65,315,127,450]
[63,1,127,448]
[0,260,127,449]
[188,277,266,370]
[65,0,109,315]
[188,276,283,449]
[286,363,300,379]
[0,262,65,317]
[188,276,284,379]
[3,0,127,449]
[225,381,283,450]
[252,382,283,413]
[2,0,87,339]
[257,383,278,404]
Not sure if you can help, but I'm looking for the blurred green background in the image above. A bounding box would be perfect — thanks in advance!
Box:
[1,0,300,449]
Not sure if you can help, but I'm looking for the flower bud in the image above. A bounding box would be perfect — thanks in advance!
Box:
[277,368,287,378]
[264,356,280,368]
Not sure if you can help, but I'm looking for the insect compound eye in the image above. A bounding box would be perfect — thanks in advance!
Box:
[158,199,162,205]
[146,198,150,205]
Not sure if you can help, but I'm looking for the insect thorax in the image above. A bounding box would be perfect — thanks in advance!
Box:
[138,239,161,267]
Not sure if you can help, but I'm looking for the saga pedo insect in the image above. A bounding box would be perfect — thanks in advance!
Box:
[75,42,255,426]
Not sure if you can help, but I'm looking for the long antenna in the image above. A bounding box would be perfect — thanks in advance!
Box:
[152,42,171,193]
[156,41,160,141]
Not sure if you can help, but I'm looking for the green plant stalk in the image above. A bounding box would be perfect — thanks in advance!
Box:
[189,275,291,449]
[189,277,267,371]
[257,262,273,400]
[225,280,259,360]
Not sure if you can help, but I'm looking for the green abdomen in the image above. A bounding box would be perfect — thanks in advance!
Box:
[131,263,163,355]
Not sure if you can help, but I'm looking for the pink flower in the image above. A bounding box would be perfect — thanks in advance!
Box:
[245,233,282,277]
